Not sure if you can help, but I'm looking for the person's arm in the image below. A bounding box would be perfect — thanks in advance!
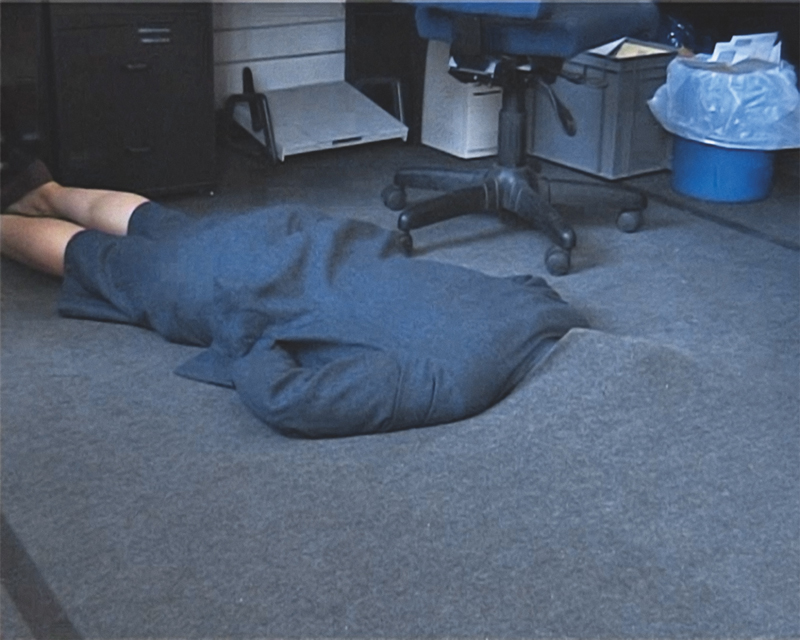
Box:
[230,340,412,438]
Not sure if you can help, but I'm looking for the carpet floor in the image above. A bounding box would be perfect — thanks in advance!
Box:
[2,139,798,638]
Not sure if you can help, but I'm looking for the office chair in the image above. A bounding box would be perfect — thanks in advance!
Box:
[381,2,659,274]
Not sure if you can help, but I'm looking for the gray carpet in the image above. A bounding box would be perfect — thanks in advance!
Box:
[2,140,798,638]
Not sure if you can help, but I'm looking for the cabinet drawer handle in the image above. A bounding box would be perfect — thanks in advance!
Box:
[124,62,149,72]
[137,27,171,34]
[125,146,152,154]
[138,26,172,45]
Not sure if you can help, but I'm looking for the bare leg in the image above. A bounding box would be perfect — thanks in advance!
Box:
[2,180,149,276]
[0,215,84,277]
[6,181,149,236]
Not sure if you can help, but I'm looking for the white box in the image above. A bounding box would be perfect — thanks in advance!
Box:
[421,40,502,159]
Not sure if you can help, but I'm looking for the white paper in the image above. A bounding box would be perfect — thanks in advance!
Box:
[587,37,626,57]
[709,32,781,65]
[449,56,497,76]
[586,37,670,59]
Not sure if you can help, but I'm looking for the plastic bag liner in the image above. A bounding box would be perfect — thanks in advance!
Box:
[648,54,800,150]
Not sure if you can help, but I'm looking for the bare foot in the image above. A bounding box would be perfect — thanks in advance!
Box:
[5,181,60,218]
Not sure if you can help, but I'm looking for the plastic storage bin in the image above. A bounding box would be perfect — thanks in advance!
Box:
[529,39,676,179]
[671,136,775,202]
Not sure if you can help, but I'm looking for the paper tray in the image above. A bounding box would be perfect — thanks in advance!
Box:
[233,81,408,161]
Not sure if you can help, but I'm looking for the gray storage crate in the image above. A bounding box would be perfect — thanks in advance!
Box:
[528,39,677,179]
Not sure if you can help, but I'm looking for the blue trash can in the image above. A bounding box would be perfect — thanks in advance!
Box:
[671,136,775,203]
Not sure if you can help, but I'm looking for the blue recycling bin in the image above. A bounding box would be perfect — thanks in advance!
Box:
[649,53,799,202]
[671,136,775,202]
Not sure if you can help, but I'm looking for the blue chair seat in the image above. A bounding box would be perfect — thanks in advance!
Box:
[416,2,658,58]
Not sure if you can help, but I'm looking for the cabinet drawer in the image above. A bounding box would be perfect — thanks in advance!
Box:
[49,3,215,194]
[49,3,209,31]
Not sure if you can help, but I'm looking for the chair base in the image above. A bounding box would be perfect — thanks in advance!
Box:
[382,163,647,275]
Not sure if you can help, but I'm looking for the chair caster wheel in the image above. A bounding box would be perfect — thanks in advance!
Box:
[399,232,414,256]
[617,210,643,233]
[382,185,407,211]
[545,246,570,276]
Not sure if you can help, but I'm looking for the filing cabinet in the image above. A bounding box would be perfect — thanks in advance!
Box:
[48,3,215,195]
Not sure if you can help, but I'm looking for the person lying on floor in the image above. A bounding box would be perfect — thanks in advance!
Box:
[0,160,588,438]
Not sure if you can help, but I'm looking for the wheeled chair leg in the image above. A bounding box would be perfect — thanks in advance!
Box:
[382,168,488,212]
[398,185,489,231]
[539,178,648,233]
[507,183,576,250]
[394,167,489,191]
[505,182,576,276]
[395,185,490,254]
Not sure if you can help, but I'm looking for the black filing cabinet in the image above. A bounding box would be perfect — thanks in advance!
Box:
[48,3,215,195]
